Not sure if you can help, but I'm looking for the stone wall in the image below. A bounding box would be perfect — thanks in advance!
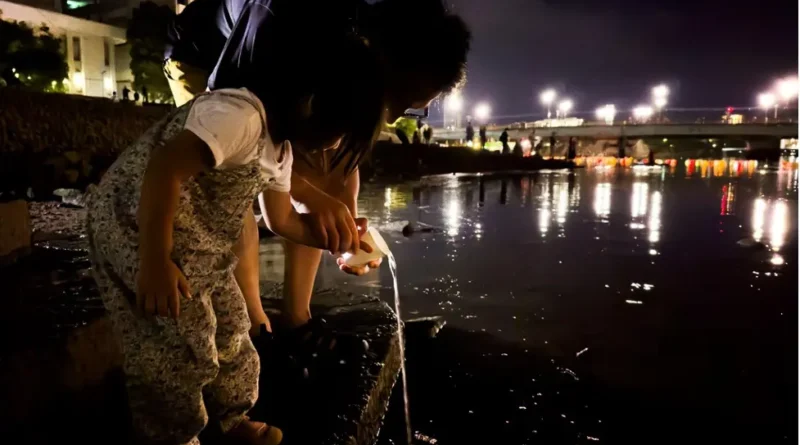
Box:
[0,89,169,197]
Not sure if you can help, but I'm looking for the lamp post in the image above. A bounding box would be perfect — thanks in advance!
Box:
[444,92,464,129]
[759,92,776,123]
[558,99,573,119]
[595,104,617,125]
[777,77,798,121]
[633,105,654,123]
[474,102,491,123]
[540,89,556,120]
[652,84,669,122]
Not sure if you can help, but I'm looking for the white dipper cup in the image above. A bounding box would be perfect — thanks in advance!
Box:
[343,227,391,267]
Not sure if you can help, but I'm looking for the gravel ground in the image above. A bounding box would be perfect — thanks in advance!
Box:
[29,201,86,241]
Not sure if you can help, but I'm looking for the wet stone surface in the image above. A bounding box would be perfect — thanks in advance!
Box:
[0,229,402,445]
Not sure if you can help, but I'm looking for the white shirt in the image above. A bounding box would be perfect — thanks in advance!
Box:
[184,88,292,192]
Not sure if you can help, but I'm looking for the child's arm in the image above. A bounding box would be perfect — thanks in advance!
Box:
[258,188,371,255]
[137,130,215,318]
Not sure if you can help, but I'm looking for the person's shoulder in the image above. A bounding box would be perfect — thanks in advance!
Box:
[204,88,264,114]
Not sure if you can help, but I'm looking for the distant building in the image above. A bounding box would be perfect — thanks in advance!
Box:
[1,0,129,97]
[1,0,194,98]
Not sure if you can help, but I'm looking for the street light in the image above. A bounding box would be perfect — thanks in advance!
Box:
[444,92,464,128]
[633,105,654,122]
[474,102,491,122]
[595,104,617,125]
[652,84,669,122]
[652,84,669,100]
[558,99,573,118]
[540,89,557,119]
[758,92,776,122]
[777,77,799,102]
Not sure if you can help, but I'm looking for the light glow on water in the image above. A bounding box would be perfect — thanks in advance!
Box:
[594,183,611,219]
[648,192,662,243]
[770,201,788,251]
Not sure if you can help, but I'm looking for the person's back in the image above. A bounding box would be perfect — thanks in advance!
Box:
[164,0,246,72]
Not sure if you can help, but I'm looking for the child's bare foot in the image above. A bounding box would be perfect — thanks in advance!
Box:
[228,417,283,445]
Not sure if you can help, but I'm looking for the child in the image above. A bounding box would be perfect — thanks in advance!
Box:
[86,34,384,445]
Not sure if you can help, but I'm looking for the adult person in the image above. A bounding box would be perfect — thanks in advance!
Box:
[164,0,471,352]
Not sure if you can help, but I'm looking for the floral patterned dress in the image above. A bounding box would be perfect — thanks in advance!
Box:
[86,91,267,445]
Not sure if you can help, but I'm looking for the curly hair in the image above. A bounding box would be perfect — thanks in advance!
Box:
[364,0,472,94]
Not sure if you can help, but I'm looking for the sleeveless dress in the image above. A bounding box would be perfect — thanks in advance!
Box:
[86,90,270,445]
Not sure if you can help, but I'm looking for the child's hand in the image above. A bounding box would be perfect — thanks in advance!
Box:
[337,218,382,276]
[136,256,192,318]
[305,199,371,255]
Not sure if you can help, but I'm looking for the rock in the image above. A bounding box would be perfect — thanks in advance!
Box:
[54,188,86,207]
[259,285,402,445]
[0,200,31,264]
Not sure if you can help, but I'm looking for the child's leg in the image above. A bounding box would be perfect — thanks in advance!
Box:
[201,270,261,433]
[92,263,259,443]
[281,241,323,327]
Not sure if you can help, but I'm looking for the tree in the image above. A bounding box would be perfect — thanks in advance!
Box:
[127,1,174,103]
[0,12,68,92]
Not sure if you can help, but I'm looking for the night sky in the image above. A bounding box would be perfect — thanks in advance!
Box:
[441,0,798,120]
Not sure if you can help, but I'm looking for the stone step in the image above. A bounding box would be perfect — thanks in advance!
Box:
[1,242,402,445]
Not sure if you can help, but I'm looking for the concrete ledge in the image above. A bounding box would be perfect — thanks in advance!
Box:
[260,284,402,445]
[0,200,31,265]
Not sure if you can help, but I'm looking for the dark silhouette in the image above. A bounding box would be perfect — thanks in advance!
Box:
[134,91,140,103]
[479,125,487,150]
[512,139,524,156]
[648,149,655,165]
[423,126,433,144]
[122,86,130,101]
[466,119,475,143]
[478,175,485,206]
[412,130,421,144]
[549,135,557,157]
[141,86,149,103]
[567,137,577,159]
[500,129,510,154]
[396,128,410,145]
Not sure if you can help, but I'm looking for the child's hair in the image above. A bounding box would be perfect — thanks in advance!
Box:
[236,5,387,176]
[363,0,472,95]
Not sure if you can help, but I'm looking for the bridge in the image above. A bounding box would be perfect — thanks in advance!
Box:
[433,123,799,142]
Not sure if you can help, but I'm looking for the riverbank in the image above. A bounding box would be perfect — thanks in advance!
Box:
[365,141,574,179]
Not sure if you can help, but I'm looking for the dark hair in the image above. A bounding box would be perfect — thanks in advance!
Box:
[363,0,472,95]
[228,2,386,175]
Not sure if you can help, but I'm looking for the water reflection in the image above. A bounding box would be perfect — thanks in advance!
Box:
[648,191,662,244]
[751,198,789,253]
[720,184,736,215]
[594,183,611,220]
[304,167,797,445]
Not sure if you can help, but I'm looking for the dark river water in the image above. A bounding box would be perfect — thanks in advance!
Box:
[3,163,796,444]
[293,164,798,444]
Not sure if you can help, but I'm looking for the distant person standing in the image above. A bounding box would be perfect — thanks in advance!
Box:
[466,119,475,144]
[500,128,509,154]
[479,125,487,149]
[423,125,433,144]
[122,86,130,101]
[141,86,149,104]
[133,91,140,103]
